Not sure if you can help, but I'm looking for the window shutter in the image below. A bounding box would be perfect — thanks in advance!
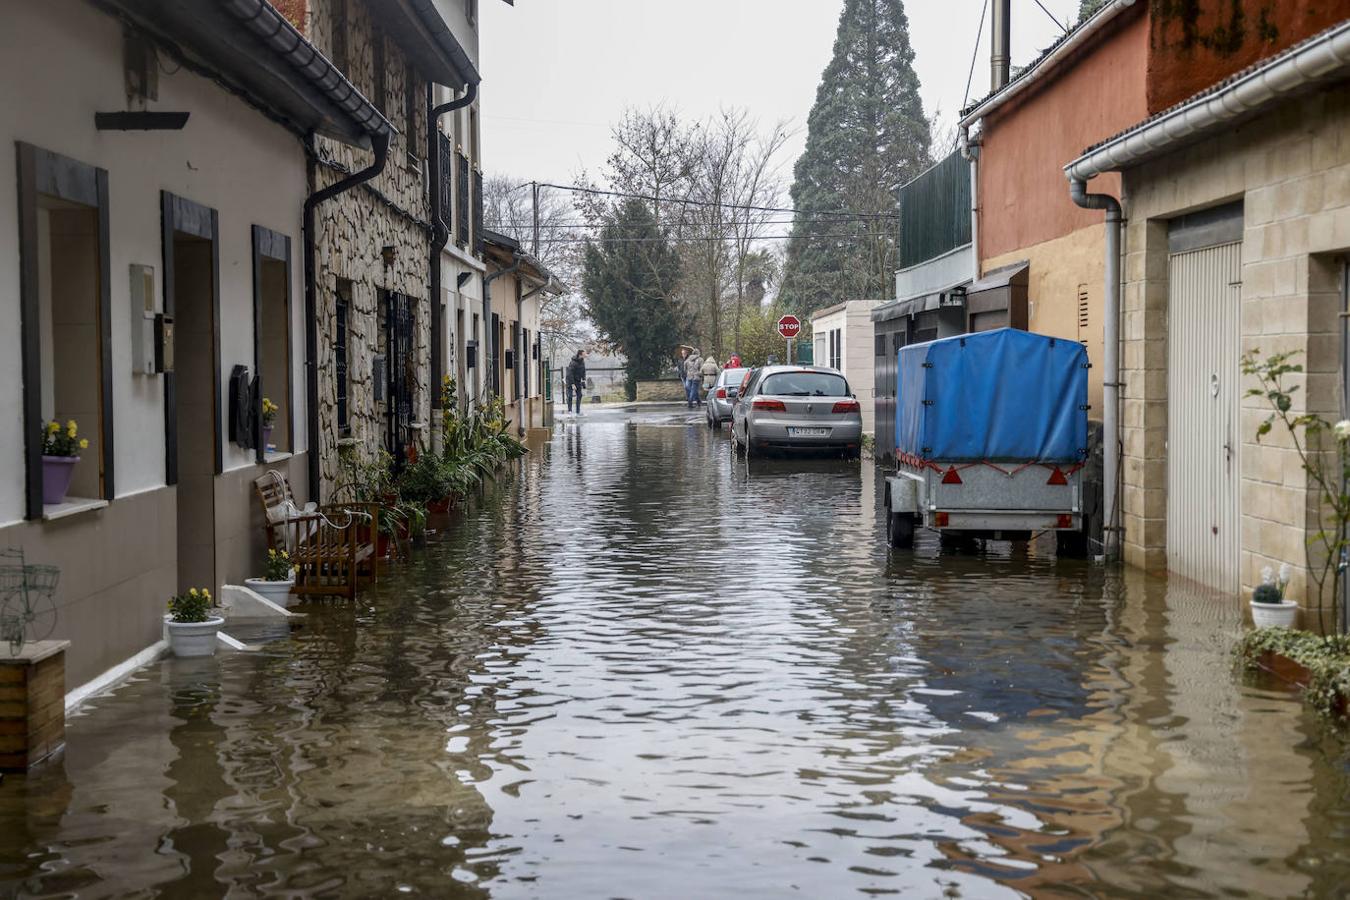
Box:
[456,153,470,249]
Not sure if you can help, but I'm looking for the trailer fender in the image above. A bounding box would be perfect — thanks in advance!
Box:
[885,474,921,515]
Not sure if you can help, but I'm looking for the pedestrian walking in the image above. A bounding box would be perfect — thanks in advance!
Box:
[676,347,691,388]
[701,355,720,397]
[726,353,741,368]
[565,349,587,415]
[683,348,703,408]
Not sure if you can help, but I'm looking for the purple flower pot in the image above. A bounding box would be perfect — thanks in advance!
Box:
[41,455,79,505]
[262,425,273,451]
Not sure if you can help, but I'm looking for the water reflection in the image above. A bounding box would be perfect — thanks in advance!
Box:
[1,405,1348,897]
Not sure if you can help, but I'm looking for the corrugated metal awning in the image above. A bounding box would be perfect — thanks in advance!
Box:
[966,260,1029,294]
[872,285,969,323]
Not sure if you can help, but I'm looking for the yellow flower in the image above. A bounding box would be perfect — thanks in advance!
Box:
[47,421,59,435]
[203,589,211,600]
[67,419,77,434]
[268,549,276,558]
[79,439,89,450]
[188,588,199,597]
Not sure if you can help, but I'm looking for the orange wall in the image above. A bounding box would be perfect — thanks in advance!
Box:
[1148,0,1348,113]
[978,11,1149,261]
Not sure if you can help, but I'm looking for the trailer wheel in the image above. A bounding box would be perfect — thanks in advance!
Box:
[1056,528,1090,559]
[886,511,915,549]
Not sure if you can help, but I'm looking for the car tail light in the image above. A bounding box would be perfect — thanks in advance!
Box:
[1047,467,1068,485]
[941,466,963,485]
[934,512,949,527]
[831,399,860,414]
[752,398,786,412]
[1056,514,1073,529]
[716,388,727,399]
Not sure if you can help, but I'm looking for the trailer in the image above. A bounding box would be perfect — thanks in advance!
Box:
[882,328,1093,555]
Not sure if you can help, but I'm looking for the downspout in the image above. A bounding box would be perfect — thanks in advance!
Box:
[303,129,390,501]
[483,253,523,403]
[427,82,478,417]
[1069,177,1122,560]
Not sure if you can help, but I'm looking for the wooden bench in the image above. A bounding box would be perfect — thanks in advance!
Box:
[255,471,380,600]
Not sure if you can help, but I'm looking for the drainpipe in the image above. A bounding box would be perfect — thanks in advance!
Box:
[1069,177,1122,561]
[302,129,390,501]
[483,253,522,404]
[427,82,478,417]
[958,124,980,274]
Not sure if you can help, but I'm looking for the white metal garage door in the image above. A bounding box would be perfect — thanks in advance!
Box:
[1167,241,1242,592]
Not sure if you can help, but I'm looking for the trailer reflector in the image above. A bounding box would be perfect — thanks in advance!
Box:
[934,512,949,527]
[941,466,963,485]
[1056,514,1073,529]
[1047,466,1069,485]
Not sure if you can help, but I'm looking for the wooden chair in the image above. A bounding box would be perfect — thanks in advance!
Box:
[254,471,380,600]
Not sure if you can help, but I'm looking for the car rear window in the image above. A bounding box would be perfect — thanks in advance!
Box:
[721,368,748,386]
[760,371,849,397]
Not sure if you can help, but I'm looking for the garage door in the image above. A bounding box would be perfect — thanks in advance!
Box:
[1166,240,1242,592]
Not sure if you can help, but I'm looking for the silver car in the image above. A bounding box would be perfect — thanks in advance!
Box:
[730,365,863,458]
[705,367,749,426]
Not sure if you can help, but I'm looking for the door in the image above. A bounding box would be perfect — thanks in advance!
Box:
[1167,241,1241,591]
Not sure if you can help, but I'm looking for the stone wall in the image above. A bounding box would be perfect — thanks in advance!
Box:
[1120,89,1350,602]
[307,0,433,497]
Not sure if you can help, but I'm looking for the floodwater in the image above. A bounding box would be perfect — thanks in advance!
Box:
[3,405,1350,898]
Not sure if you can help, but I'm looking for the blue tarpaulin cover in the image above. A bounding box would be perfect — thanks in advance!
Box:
[896,328,1088,462]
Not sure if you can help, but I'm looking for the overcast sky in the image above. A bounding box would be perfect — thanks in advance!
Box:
[478,0,1082,188]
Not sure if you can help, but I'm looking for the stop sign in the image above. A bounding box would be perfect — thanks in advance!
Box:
[776,314,802,339]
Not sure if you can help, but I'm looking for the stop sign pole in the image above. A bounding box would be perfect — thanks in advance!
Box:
[777,314,802,364]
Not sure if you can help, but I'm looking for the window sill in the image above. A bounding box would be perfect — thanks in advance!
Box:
[43,496,108,522]
[264,450,293,464]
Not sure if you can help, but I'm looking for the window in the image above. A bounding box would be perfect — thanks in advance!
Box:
[875,334,886,357]
[456,153,470,248]
[404,64,421,168]
[18,145,114,516]
[473,169,484,256]
[760,371,849,397]
[335,281,351,435]
[330,0,348,74]
[828,328,842,370]
[253,227,291,456]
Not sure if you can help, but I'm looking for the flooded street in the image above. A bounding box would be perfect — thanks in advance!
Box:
[4,405,1350,898]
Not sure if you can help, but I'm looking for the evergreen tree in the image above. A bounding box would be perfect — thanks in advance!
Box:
[581,199,685,400]
[780,0,931,314]
[1078,0,1107,22]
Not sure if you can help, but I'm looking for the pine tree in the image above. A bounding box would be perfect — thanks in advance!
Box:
[1078,0,1107,22]
[581,199,685,400]
[779,0,931,314]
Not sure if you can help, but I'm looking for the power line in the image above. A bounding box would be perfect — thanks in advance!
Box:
[962,0,990,118]
[535,181,901,219]
[489,215,902,230]
[1031,0,1069,33]
[539,231,897,245]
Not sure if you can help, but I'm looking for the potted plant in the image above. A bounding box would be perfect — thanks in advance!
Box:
[261,397,278,451]
[165,587,223,657]
[1251,564,1298,628]
[40,419,88,505]
[245,548,296,608]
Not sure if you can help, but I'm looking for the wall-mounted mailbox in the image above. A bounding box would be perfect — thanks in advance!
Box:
[465,340,478,370]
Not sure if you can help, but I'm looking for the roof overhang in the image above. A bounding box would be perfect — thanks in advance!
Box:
[872,283,970,323]
[370,0,481,88]
[1065,20,1350,182]
[98,0,390,147]
[482,229,559,290]
[960,0,1140,128]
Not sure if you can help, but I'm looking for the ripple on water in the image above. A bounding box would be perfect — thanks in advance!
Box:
[1,407,1348,898]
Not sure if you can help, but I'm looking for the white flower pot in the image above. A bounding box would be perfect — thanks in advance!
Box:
[165,616,224,658]
[245,577,295,609]
[1250,599,1298,629]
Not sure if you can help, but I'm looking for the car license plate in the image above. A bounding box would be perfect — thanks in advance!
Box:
[788,427,830,437]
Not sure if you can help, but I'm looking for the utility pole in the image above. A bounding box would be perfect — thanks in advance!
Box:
[531,180,540,258]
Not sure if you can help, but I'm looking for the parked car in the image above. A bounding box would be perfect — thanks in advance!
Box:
[730,365,862,458]
[705,367,749,427]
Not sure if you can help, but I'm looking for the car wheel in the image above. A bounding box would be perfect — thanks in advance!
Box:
[886,511,915,549]
[733,423,745,456]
